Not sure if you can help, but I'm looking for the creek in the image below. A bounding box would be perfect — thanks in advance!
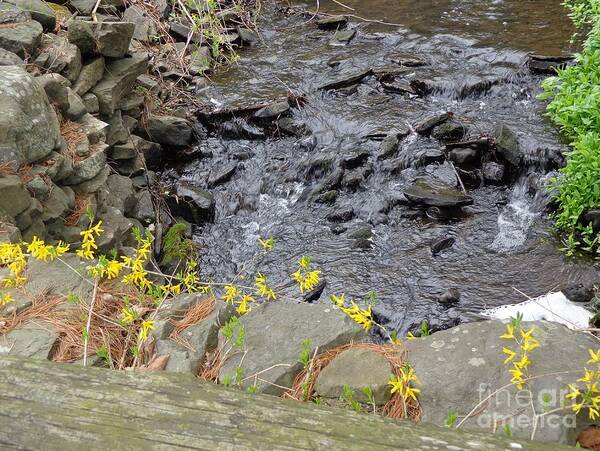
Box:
[163,0,599,335]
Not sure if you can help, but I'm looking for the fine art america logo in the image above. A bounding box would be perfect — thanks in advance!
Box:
[475,383,576,430]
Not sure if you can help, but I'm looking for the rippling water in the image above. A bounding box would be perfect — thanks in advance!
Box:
[164,0,597,335]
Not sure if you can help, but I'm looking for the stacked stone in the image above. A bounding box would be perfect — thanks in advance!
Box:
[0,0,198,253]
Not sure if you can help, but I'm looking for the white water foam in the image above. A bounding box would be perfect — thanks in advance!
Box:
[491,182,539,252]
[481,291,593,330]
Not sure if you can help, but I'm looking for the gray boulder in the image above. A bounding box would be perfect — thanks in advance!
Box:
[73,57,105,96]
[69,0,124,15]
[0,66,60,165]
[79,113,109,144]
[4,0,56,30]
[14,197,42,230]
[106,173,137,213]
[406,320,599,444]
[0,5,42,57]
[63,145,107,185]
[63,88,87,121]
[153,296,235,374]
[26,175,50,199]
[218,302,367,395]
[0,48,24,66]
[40,184,71,222]
[315,347,392,404]
[189,46,212,75]
[0,322,59,359]
[82,92,99,113]
[34,34,82,82]
[131,189,154,225]
[92,53,149,115]
[71,164,109,194]
[169,183,215,224]
[122,5,156,42]
[1,253,92,316]
[495,125,521,167]
[136,115,193,147]
[0,175,32,218]
[96,206,134,253]
[68,20,134,58]
[105,110,128,146]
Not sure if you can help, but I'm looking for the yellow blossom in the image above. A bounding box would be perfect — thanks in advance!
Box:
[106,260,123,279]
[0,292,12,306]
[223,284,240,303]
[503,347,517,364]
[138,319,154,341]
[566,384,581,400]
[500,324,515,339]
[588,349,600,364]
[258,237,275,252]
[255,273,276,300]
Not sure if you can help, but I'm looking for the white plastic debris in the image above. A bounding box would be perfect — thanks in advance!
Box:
[480,291,593,330]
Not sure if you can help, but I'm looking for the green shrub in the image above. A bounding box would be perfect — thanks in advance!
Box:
[541,0,600,249]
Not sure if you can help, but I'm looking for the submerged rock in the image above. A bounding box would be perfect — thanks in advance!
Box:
[448,147,479,167]
[319,68,373,90]
[316,15,347,30]
[403,177,473,208]
[330,29,355,46]
[414,112,450,134]
[207,162,237,188]
[430,236,455,255]
[254,100,289,119]
[438,287,460,305]
[327,205,354,223]
[431,120,466,142]
[494,124,521,167]
[528,54,573,75]
[482,161,505,184]
[377,133,399,160]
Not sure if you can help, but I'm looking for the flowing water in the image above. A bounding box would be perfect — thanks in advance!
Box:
[164,0,599,335]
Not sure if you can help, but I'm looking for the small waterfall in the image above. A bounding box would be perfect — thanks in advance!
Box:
[490,177,546,252]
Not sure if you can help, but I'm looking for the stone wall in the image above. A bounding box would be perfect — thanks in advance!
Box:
[0,0,200,251]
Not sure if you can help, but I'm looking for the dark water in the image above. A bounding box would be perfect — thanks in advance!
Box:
[165,1,597,335]
[311,0,575,55]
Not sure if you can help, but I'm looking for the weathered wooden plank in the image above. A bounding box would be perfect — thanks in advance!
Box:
[0,356,570,450]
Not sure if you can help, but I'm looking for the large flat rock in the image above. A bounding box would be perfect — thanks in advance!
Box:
[219,301,367,395]
[406,320,598,444]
